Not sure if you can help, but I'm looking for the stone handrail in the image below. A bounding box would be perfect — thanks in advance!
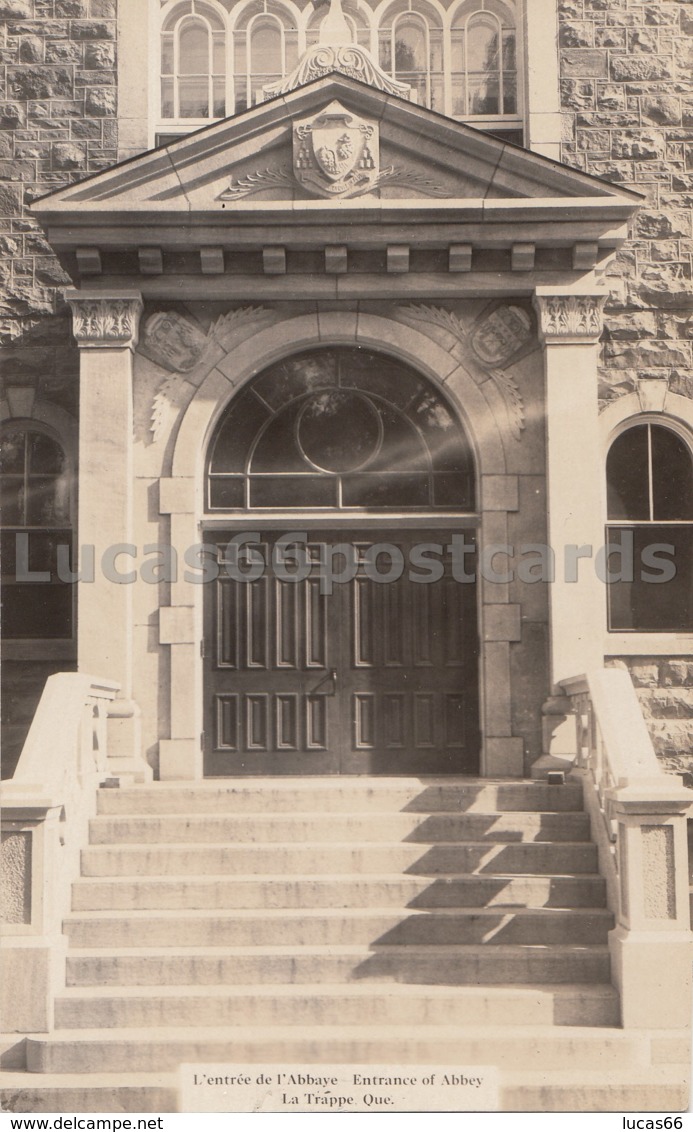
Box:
[561,667,693,1029]
[1,673,119,1033]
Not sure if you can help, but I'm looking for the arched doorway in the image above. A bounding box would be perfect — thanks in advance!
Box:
[202,346,480,775]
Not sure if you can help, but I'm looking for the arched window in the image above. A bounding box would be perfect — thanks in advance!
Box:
[0,422,75,641]
[232,2,298,112]
[207,347,475,511]
[156,0,526,144]
[379,4,444,112]
[161,2,227,121]
[450,2,521,141]
[606,422,693,632]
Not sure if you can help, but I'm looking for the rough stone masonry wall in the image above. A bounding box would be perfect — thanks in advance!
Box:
[0,0,116,404]
[559,0,693,404]
[559,0,693,778]
[0,0,117,776]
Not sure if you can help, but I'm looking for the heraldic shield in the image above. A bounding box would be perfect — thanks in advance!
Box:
[293,100,379,199]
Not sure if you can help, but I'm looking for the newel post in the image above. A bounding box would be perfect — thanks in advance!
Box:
[608,783,693,1028]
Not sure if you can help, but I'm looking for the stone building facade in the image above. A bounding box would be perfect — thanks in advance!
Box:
[2,0,693,1113]
[2,0,691,779]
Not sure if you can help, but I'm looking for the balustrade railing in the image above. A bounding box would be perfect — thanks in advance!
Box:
[1,674,120,1034]
[562,667,693,1029]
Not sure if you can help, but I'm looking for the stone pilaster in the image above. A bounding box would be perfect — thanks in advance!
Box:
[533,286,607,688]
[67,289,146,779]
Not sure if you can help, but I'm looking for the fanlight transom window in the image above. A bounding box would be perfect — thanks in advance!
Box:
[158,0,522,139]
[207,348,476,511]
[606,422,693,632]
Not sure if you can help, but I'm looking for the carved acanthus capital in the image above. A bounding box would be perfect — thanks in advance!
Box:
[67,292,143,350]
[533,290,606,345]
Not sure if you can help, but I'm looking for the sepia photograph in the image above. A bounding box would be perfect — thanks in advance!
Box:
[1,0,693,1118]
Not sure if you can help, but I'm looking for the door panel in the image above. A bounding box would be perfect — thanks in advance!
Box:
[203,530,479,775]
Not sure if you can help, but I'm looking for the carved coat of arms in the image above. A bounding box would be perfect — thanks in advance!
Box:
[293,100,379,199]
[139,311,210,373]
[470,305,532,369]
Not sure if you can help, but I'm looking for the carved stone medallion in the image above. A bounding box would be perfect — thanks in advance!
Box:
[293,100,379,200]
[470,304,533,369]
[140,311,209,373]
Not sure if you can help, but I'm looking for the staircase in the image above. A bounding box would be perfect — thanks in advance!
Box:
[2,777,689,1112]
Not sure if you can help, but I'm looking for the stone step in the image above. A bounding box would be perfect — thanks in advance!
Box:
[80,840,599,877]
[502,1067,688,1113]
[64,907,612,948]
[53,982,620,1030]
[88,810,591,845]
[25,1024,648,1075]
[0,1072,178,1114]
[65,943,612,987]
[96,778,585,815]
[71,872,607,912]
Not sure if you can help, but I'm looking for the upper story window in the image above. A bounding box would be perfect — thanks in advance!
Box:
[161,1,227,120]
[606,422,693,633]
[0,422,75,642]
[451,6,517,129]
[156,0,523,143]
[232,2,299,113]
[379,5,444,114]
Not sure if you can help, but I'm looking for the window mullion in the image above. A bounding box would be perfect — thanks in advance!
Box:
[443,19,452,118]
[208,23,213,117]
[463,13,469,116]
[22,432,29,527]
[173,21,180,119]
[498,18,504,113]
[647,423,655,521]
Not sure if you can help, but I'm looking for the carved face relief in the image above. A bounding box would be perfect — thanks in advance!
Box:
[470,304,533,369]
[293,100,379,200]
[140,311,209,373]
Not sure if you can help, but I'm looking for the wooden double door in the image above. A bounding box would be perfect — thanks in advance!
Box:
[203,529,479,775]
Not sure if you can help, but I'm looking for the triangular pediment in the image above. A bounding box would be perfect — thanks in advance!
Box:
[34,74,639,219]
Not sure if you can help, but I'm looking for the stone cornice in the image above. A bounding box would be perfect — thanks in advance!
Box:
[533,288,607,345]
[67,291,143,350]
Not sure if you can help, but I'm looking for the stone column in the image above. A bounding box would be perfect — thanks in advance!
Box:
[533,287,608,690]
[67,290,147,778]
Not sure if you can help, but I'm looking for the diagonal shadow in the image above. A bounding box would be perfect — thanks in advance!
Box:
[348,779,614,1021]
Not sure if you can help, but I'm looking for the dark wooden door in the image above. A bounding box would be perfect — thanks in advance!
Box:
[203,530,479,776]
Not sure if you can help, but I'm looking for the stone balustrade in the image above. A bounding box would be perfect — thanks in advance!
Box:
[562,667,693,1030]
[1,673,119,1035]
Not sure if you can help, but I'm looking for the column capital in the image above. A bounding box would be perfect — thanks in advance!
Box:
[66,290,143,350]
[533,287,607,345]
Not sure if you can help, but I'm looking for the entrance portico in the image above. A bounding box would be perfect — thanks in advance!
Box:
[32,73,641,782]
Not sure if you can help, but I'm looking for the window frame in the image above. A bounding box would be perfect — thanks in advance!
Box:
[0,416,78,661]
[604,416,693,639]
[450,6,519,125]
[161,0,229,124]
[205,347,478,515]
[154,0,525,142]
